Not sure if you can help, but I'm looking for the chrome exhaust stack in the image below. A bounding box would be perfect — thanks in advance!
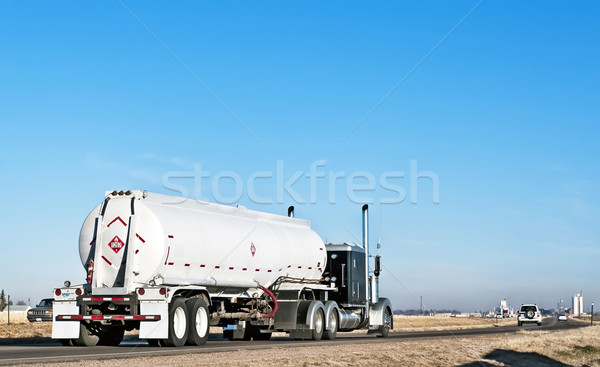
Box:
[362,205,370,312]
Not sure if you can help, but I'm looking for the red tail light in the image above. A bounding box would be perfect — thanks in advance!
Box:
[55,289,61,296]
[138,288,145,296]
[159,288,166,295]
[87,260,94,284]
[75,288,82,295]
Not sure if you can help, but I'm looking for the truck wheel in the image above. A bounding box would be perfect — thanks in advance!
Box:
[73,323,99,346]
[163,297,189,347]
[186,298,210,346]
[98,326,125,346]
[252,328,272,341]
[311,308,325,341]
[147,339,162,347]
[377,308,392,338]
[323,308,338,340]
[223,330,235,341]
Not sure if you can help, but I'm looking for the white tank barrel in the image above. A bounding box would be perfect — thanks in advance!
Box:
[79,191,326,292]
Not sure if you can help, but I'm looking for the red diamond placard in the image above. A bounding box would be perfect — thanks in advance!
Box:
[250,242,256,257]
[108,236,125,254]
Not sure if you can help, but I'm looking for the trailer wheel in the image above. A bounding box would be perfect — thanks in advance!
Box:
[311,308,325,341]
[251,327,272,341]
[73,323,99,346]
[186,298,210,346]
[163,297,189,347]
[98,325,125,346]
[223,330,235,341]
[323,308,338,340]
[147,339,162,347]
[377,307,392,338]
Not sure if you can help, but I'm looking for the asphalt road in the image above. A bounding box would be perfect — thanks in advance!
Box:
[0,318,587,365]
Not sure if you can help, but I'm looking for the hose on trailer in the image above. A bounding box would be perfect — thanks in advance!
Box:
[259,285,278,319]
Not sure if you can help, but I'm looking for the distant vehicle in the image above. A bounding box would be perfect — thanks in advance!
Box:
[557,313,568,322]
[517,304,542,326]
[27,298,54,322]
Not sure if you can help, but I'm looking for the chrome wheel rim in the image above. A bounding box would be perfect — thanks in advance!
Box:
[315,310,324,334]
[328,310,337,332]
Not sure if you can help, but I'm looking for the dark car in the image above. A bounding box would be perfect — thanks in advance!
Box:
[27,298,54,322]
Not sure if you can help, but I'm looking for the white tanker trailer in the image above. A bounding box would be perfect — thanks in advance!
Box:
[52,190,393,346]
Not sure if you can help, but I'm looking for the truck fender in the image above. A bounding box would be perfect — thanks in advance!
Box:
[305,300,325,330]
[369,297,393,329]
[323,301,339,331]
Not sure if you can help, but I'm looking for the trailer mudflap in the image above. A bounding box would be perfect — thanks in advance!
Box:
[139,301,169,339]
[52,301,80,339]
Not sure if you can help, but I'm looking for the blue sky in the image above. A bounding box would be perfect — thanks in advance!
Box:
[0,1,598,312]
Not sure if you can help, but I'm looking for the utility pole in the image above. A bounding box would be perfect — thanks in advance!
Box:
[7,295,10,325]
[592,303,594,326]
[420,296,423,316]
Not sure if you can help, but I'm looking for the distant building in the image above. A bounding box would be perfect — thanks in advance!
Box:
[573,292,583,317]
[500,299,510,317]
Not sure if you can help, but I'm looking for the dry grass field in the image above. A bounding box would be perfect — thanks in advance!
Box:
[0,311,28,324]
[391,315,516,331]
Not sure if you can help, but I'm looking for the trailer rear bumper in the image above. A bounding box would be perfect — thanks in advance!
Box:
[56,315,160,321]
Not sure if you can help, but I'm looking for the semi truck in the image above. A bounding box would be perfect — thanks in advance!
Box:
[52,190,393,346]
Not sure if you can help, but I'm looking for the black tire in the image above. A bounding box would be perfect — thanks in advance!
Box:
[223,330,235,341]
[163,297,189,347]
[243,326,253,341]
[73,323,99,347]
[518,322,522,326]
[59,339,73,346]
[147,339,161,347]
[243,325,270,341]
[323,308,338,340]
[186,298,210,346]
[377,308,392,338]
[311,308,325,341]
[252,329,272,340]
[537,322,542,326]
[98,326,125,346]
